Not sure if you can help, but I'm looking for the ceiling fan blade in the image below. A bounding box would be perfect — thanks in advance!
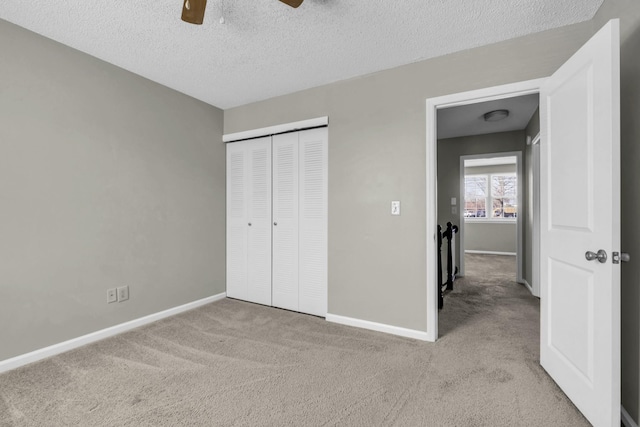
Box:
[181,0,207,25]
[279,0,304,8]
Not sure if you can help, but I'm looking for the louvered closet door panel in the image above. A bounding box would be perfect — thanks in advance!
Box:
[298,128,328,317]
[272,133,299,311]
[246,137,272,306]
[226,142,248,300]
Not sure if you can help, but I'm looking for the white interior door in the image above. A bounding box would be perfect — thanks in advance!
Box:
[272,132,300,311]
[246,136,273,306]
[298,127,328,317]
[540,19,620,427]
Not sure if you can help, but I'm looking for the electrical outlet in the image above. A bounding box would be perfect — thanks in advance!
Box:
[391,201,401,215]
[107,288,117,304]
[117,286,129,302]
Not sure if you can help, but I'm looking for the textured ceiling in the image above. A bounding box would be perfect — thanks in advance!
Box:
[438,94,539,140]
[0,0,603,109]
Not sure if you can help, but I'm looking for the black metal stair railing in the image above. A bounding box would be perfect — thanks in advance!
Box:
[438,221,458,310]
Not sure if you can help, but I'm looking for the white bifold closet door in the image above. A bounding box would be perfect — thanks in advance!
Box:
[272,128,328,317]
[226,137,272,306]
[272,133,300,311]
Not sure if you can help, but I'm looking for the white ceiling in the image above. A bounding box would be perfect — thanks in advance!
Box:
[437,94,539,140]
[0,0,603,109]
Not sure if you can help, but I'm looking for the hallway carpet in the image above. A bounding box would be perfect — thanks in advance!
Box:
[0,255,589,426]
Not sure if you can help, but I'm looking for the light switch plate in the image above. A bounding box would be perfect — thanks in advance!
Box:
[451,197,457,205]
[452,206,457,214]
[107,288,117,304]
[391,201,400,215]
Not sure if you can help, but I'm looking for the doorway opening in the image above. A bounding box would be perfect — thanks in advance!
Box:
[458,152,522,282]
[425,78,545,342]
[435,94,538,338]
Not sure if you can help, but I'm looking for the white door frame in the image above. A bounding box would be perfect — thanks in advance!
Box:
[425,78,546,342]
[531,132,541,298]
[458,151,523,282]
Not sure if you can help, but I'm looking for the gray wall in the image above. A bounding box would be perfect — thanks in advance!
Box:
[224,22,600,332]
[225,2,640,420]
[4,0,640,421]
[438,132,525,270]
[0,20,226,361]
[463,164,518,255]
[465,223,517,254]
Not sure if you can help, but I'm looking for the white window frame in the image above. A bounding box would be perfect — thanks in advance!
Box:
[463,174,489,220]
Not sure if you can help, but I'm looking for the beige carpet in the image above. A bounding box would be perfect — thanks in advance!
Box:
[0,254,589,426]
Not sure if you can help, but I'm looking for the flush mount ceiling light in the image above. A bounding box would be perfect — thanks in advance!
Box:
[181,0,303,25]
[483,109,510,122]
[279,0,304,7]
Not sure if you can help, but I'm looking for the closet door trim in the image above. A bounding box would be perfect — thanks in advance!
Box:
[223,117,328,143]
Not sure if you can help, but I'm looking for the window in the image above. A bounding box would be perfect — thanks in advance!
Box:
[491,174,517,218]
[464,173,517,220]
[464,175,487,218]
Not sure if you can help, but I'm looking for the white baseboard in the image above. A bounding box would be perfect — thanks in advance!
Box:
[465,250,516,256]
[519,279,533,294]
[0,292,226,374]
[326,313,429,341]
[622,406,638,427]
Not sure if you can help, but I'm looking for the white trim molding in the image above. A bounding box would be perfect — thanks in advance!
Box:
[326,313,430,341]
[223,116,329,143]
[531,133,541,297]
[622,406,638,427]
[464,219,517,224]
[465,250,517,256]
[0,293,227,374]
[519,279,534,295]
